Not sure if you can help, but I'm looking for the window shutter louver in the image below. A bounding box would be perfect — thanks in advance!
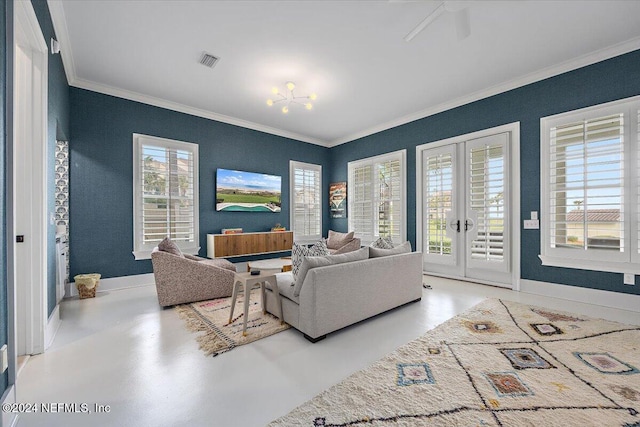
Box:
[348,150,406,244]
[290,161,322,241]
[469,143,506,261]
[133,134,199,259]
[423,153,453,255]
[549,114,623,252]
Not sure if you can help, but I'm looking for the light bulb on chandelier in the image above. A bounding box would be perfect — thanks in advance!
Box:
[266,81,317,114]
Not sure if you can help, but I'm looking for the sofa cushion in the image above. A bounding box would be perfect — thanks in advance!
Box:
[369,241,412,258]
[158,237,183,257]
[293,246,369,297]
[265,272,299,304]
[326,230,355,250]
[330,238,361,255]
[291,240,329,280]
[370,236,395,249]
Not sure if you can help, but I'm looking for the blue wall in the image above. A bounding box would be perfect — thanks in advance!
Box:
[329,49,640,296]
[69,88,330,278]
[31,0,70,316]
[0,0,9,398]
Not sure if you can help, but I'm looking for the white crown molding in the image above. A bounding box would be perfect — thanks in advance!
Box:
[46,0,640,149]
[47,0,76,85]
[328,36,640,147]
[73,78,329,146]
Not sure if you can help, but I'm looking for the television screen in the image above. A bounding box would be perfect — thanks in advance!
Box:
[216,168,282,212]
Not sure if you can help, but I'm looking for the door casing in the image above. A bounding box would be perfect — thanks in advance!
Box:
[416,122,521,289]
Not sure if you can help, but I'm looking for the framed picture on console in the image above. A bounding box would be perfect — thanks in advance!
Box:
[329,182,346,218]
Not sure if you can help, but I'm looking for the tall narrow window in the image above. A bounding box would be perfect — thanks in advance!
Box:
[290,161,322,242]
[348,150,406,245]
[540,96,640,272]
[133,134,199,259]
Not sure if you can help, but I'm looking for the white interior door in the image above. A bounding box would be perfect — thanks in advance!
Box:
[420,130,513,287]
[14,0,48,356]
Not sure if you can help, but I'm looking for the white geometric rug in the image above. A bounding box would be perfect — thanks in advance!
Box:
[269,299,640,426]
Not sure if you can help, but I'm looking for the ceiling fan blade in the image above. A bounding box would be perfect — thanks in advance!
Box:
[454,7,470,40]
[403,1,446,42]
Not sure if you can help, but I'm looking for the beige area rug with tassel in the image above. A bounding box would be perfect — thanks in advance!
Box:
[269,298,640,426]
[176,287,289,356]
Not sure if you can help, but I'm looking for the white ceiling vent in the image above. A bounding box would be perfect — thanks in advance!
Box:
[199,52,219,69]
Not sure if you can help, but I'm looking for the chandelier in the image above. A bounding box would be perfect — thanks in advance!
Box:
[267,81,317,114]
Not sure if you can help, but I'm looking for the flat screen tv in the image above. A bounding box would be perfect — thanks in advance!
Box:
[216,168,282,212]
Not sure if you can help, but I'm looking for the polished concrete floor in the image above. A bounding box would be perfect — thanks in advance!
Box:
[15,276,640,427]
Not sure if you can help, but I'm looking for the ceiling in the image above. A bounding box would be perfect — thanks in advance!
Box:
[49,0,640,147]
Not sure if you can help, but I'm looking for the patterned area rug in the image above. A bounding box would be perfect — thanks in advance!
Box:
[269,299,640,426]
[175,287,289,356]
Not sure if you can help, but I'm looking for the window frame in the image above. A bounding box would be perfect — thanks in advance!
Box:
[539,96,640,274]
[347,149,407,246]
[289,160,323,243]
[132,133,200,260]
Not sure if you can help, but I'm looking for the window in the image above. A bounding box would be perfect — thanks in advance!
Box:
[133,134,199,259]
[348,150,406,245]
[290,161,322,242]
[540,96,640,273]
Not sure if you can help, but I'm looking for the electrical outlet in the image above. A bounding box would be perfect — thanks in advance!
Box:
[624,273,635,285]
[1,344,7,373]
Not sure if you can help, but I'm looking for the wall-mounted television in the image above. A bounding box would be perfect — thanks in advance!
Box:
[216,168,282,212]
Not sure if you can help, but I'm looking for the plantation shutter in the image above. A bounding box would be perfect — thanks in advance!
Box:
[423,151,454,255]
[549,114,624,252]
[376,158,402,241]
[349,164,374,238]
[133,134,199,259]
[468,141,506,262]
[348,150,406,244]
[291,162,322,241]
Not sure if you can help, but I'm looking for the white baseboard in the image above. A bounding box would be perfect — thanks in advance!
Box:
[1,385,18,427]
[67,273,155,298]
[520,279,640,313]
[45,305,62,349]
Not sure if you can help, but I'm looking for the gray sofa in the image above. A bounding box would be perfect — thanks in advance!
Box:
[263,250,423,342]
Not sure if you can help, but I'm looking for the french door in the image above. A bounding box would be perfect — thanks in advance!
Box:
[420,131,513,287]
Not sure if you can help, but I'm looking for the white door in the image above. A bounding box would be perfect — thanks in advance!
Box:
[420,131,512,287]
[14,0,48,356]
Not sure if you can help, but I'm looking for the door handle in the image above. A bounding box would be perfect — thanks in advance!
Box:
[449,220,460,232]
[464,220,474,232]
[456,220,460,233]
[16,235,24,243]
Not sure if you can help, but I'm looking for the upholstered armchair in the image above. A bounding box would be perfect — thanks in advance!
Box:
[151,248,236,307]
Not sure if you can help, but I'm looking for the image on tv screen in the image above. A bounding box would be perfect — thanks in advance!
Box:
[216,168,282,212]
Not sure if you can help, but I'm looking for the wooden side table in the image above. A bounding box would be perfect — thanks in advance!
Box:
[228,271,282,336]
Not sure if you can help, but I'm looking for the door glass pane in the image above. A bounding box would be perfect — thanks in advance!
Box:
[469,144,505,261]
[424,153,453,255]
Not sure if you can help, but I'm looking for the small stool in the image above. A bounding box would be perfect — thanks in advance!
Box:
[228,271,282,336]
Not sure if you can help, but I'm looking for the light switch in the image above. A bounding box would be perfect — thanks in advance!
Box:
[531,211,538,220]
[524,219,539,229]
[624,273,635,285]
